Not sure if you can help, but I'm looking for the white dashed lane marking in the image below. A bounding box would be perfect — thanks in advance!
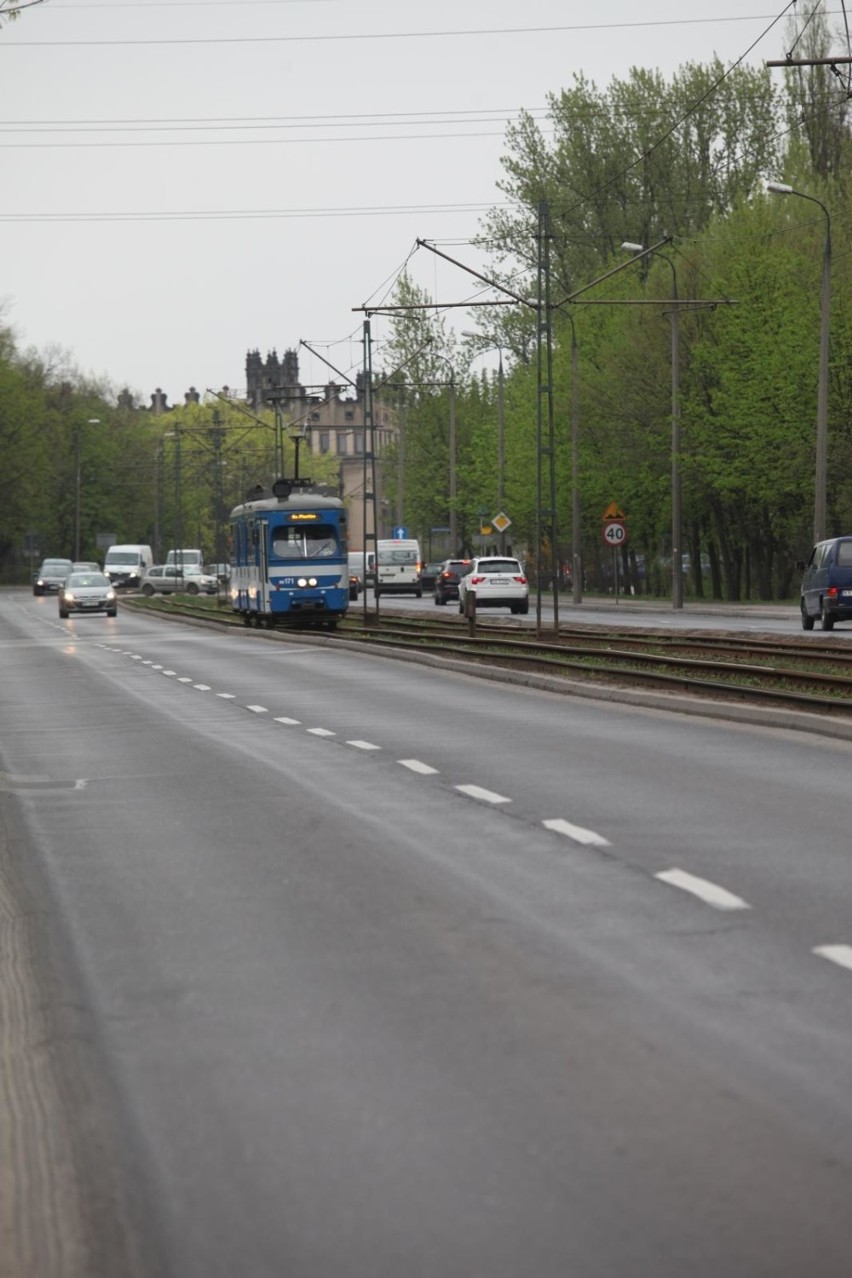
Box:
[194,684,212,692]
[542,818,611,847]
[217,693,236,700]
[307,728,335,737]
[246,704,268,713]
[813,945,852,973]
[398,759,438,775]
[274,717,300,725]
[655,868,751,911]
[178,677,193,684]
[347,740,380,751]
[456,784,511,805]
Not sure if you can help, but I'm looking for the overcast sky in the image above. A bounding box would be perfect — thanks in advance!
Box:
[0,1,797,404]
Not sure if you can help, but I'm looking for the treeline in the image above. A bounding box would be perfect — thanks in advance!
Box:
[4,9,851,599]
[383,13,852,599]
[0,340,339,581]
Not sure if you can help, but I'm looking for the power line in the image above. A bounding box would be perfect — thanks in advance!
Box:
[0,14,798,48]
[0,201,509,223]
[0,107,550,131]
[0,127,530,148]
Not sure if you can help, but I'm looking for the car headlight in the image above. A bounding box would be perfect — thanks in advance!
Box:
[106,590,116,601]
[64,592,76,603]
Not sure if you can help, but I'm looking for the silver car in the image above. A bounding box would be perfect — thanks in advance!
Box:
[58,572,118,618]
[141,565,218,596]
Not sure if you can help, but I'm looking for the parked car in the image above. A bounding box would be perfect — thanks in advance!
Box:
[433,558,471,605]
[457,556,529,615]
[799,535,852,630]
[206,562,230,584]
[33,557,73,595]
[141,564,218,596]
[419,562,444,591]
[58,571,117,618]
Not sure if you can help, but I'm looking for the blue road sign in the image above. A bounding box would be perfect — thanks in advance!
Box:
[393,526,408,540]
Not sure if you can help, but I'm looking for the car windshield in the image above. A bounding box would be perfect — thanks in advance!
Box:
[66,573,108,588]
[271,525,338,559]
[106,552,139,565]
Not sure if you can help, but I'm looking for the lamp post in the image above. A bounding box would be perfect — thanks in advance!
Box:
[432,353,457,553]
[461,334,506,553]
[768,182,831,544]
[622,242,682,609]
[74,417,101,561]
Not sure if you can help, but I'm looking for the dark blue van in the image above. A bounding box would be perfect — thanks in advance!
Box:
[799,536,852,630]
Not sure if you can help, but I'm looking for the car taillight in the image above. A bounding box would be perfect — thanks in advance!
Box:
[827,586,839,599]
[513,576,527,584]
[471,575,485,584]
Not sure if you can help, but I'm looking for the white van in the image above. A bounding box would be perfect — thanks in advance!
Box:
[166,548,203,570]
[103,544,154,589]
[375,539,422,597]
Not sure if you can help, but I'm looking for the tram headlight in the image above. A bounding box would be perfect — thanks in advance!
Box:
[296,577,318,588]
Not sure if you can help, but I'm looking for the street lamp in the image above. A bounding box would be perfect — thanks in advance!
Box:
[461,334,506,553]
[767,181,831,544]
[622,242,682,609]
[74,417,101,561]
[432,353,457,553]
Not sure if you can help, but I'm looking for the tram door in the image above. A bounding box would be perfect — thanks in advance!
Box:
[257,519,270,613]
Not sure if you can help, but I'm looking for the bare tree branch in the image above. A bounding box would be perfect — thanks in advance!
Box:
[0,0,48,26]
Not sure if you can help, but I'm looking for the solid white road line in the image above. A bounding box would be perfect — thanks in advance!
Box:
[347,740,381,751]
[655,868,751,911]
[398,759,438,775]
[813,944,852,973]
[456,784,511,805]
[542,818,611,847]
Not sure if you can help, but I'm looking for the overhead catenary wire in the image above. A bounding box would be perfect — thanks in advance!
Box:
[0,15,804,48]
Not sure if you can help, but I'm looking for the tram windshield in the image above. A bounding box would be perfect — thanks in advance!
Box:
[272,524,339,559]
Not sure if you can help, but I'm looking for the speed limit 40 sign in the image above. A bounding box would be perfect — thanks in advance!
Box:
[602,520,628,548]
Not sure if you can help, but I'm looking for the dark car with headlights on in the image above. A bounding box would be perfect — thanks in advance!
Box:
[58,571,117,618]
[33,557,73,596]
[419,561,443,592]
[433,558,471,605]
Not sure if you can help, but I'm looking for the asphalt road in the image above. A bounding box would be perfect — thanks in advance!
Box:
[2,588,852,1277]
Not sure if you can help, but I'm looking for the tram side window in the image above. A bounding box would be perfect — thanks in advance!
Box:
[272,525,339,559]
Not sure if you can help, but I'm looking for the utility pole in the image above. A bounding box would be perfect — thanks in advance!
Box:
[536,200,559,634]
[362,319,379,619]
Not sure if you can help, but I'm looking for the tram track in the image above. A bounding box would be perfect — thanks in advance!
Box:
[126,595,852,720]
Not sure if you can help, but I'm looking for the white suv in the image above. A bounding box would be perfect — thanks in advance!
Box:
[457,557,529,615]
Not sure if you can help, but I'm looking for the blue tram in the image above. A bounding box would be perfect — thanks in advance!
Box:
[229,479,350,628]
